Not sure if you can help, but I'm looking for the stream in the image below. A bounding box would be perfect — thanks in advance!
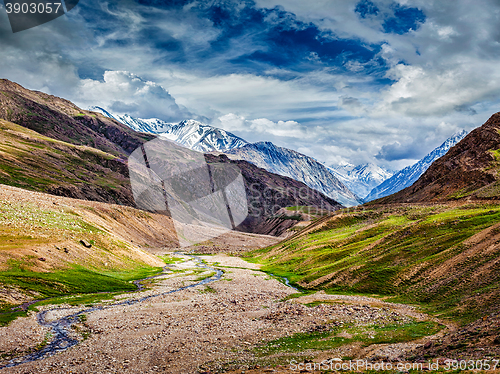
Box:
[0,253,222,370]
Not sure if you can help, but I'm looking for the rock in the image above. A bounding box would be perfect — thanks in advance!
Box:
[38,257,46,261]
[80,239,92,248]
[424,341,433,349]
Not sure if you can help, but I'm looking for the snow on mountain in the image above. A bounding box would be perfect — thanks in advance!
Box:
[225,142,363,207]
[159,120,248,152]
[365,130,468,201]
[89,106,248,152]
[329,163,394,199]
[90,106,362,206]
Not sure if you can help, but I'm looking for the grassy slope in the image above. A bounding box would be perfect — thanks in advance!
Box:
[0,79,154,157]
[0,185,177,325]
[0,118,135,205]
[247,203,500,323]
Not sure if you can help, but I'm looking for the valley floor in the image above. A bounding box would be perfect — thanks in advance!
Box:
[0,239,459,374]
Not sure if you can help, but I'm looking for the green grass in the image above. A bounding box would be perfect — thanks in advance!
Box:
[158,255,184,264]
[0,201,103,235]
[0,264,162,326]
[199,285,217,293]
[246,204,500,323]
[255,321,441,356]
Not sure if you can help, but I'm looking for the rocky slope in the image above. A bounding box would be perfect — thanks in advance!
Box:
[0,80,154,158]
[366,130,468,202]
[89,107,248,152]
[374,114,500,203]
[329,163,393,199]
[225,142,363,207]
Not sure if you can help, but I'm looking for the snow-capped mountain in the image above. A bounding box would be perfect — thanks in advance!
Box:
[329,163,394,199]
[158,120,248,152]
[91,106,362,206]
[225,142,363,207]
[89,106,248,152]
[89,106,173,133]
[365,130,468,201]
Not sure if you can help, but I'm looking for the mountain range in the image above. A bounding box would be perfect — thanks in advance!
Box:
[365,130,468,201]
[328,163,394,199]
[93,106,472,207]
[89,107,248,152]
[224,142,363,207]
[92,107,364,207]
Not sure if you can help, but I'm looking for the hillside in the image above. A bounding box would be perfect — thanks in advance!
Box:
[0,118,137,206]
[205,154,342,235]
[375,113,500,203]
[248,203,500,325]
[0,80,154,157]
[0,184,176,324]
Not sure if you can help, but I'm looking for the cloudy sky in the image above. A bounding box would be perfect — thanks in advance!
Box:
[1,0,500,170]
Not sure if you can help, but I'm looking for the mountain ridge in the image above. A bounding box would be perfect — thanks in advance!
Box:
[92,107,363,207]
[370,114,500,204]
[365,130,468,201]
[89,106,248,152]
[225,141,363,207]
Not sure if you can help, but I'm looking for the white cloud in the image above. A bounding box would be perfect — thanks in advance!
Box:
[76,71,191,121]
[2,0,500,173]
[217,113,312,139]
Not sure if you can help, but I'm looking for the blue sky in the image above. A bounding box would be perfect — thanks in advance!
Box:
[1,0,500,170]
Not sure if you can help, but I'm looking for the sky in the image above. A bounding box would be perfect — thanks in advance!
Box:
[1,0,500,171]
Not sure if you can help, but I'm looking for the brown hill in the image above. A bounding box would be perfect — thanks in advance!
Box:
[0,118,136,205]
[376,112,500,203]
[0,79,154,157]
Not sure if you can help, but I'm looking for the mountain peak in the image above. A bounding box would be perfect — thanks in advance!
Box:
[329,162,394,199]
[93,108,248,152]
[366,129,468,201]
[370,113,500,203]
